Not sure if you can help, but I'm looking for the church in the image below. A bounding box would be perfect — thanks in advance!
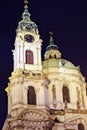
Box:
[3,0,87,130]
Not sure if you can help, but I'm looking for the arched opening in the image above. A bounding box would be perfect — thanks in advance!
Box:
[78,123,84,130]
[26,50,34,64]
[49,55,52,59]
[54,54,56,58]
[62,86,70,103]
[52,85,57,108]
[27,86,36,105]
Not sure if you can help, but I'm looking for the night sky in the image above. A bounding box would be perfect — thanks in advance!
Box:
[0,0,87,129]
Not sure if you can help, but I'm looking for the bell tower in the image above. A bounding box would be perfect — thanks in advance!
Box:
[13,0,42,71]
[2,0,54,130]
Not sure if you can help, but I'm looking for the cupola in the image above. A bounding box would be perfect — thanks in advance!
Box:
[44,32,61,60]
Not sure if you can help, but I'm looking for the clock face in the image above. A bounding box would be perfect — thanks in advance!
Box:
[24,34,34,43]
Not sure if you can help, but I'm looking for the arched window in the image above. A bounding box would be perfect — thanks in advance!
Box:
[27,86,36,105]
[78,123,84,130]
[52,85,56,100]
[49,55,52,59]
[54,55,56,58]
[62,86,70,103]
[26,50,34,64]
[52,85,57,108]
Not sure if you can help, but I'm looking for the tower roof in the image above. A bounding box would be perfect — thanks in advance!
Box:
[17,0,38,34]
[22,0,31,22]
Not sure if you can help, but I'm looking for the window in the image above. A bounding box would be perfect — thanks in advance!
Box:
[76,87,80,109]
[52,85,57,108]
[26,50,34,64]
[27,86,36,105]
[78,123,84,130]
[52,85,56,100]
[54,55,56,58]
[62,86,70,103]
[49,55,52,59]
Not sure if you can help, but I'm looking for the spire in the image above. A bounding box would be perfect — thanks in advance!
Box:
[17,0,38,34]
[45,32,59,52]
[49,31,54,45]
[22,0,31,21]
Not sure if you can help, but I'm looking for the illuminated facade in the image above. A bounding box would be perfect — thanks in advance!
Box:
[3,0,87,130]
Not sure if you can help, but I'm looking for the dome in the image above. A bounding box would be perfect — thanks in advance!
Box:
[43,33,77,70]
[43,58,77,69]
[58,59,76,68]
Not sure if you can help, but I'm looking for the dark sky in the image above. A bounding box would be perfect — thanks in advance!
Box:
[0,0,87,129]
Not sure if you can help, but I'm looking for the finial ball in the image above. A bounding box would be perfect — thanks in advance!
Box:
[49,31,53,36]
[24,0,28,9]
[24,0,28,4]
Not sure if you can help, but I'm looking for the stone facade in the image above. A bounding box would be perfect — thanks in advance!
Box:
[2,1,87,130]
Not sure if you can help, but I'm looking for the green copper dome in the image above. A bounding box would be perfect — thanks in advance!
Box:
[43,58,77,69]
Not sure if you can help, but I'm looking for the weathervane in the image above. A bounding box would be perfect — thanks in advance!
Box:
[24,0,29,9]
